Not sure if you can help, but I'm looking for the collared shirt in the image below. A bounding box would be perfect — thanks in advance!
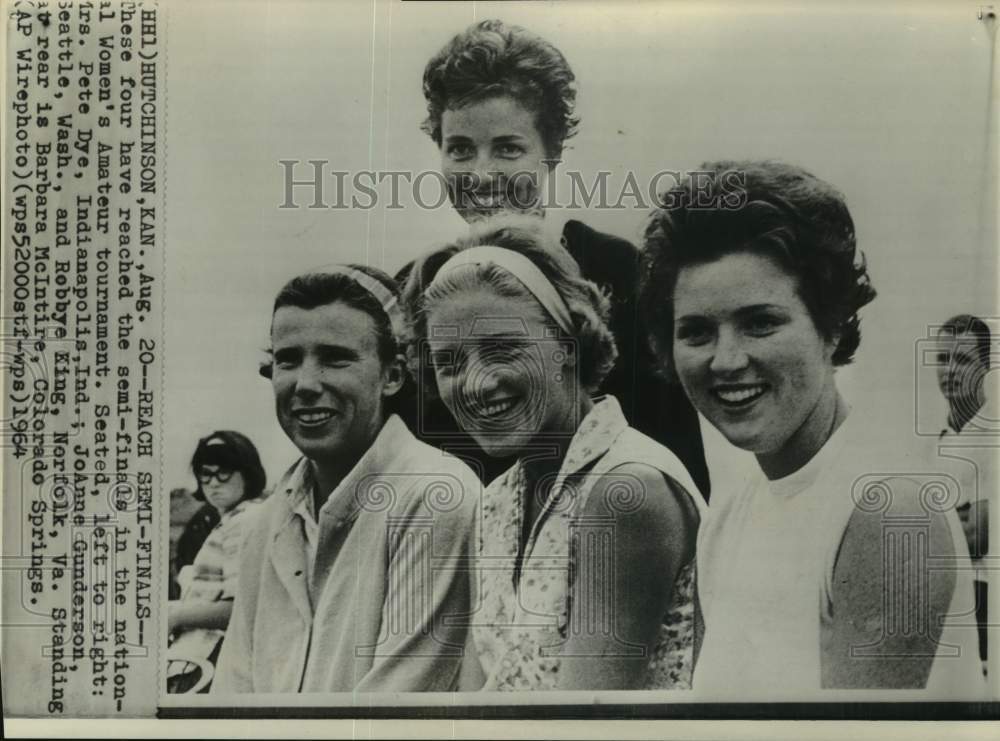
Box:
[472,396,704,690]
[290,491,319,583]
[213,415,481,694]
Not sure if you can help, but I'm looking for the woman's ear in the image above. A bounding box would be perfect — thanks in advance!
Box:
[381,354,407,398]
[825,329,842,363]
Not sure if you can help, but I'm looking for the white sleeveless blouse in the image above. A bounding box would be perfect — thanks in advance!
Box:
[695,412,986,699]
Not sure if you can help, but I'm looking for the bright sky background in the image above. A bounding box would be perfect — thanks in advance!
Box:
[163,0,998,491]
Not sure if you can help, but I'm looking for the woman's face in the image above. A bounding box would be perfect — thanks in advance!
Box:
[671,251,840,476]
[196,465,246,515]
[936,332,985,405]
[425,285,579,456]
[440,95,550,223]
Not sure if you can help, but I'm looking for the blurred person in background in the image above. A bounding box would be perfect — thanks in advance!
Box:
[935,313,994,673]
[166,430,267,693]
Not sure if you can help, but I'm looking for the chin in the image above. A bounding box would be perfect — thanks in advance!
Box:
[292,437,341,462]
[469,431,527,459]
[715,423,768,453]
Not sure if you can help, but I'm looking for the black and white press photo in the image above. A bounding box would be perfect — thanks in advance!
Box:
[2,0,998,735]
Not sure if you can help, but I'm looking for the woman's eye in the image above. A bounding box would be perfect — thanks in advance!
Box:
[675,324,713,346]
[496,143,524,158]
[321,358,351,369]
[744,316,781,336]
[446,144,474,162]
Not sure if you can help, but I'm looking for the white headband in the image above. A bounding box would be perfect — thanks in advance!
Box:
[428,246,574,334]
[322,265,403,338]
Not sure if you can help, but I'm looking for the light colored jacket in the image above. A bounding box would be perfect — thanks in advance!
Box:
[213,415,480,693]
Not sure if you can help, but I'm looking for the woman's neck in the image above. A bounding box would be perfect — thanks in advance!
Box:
[758,386,848,481]
[521,395,593,489]
[310,416,387,510]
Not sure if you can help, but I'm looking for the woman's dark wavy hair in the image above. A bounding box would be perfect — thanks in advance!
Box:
[190,430,266,503]
[421,19,579,159]
[401,214,617,397]
[639,160,877,378]
[261,266,413,415]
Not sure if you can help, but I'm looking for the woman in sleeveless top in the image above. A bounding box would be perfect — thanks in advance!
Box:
[402,214,705,690]
[639,160,985,697]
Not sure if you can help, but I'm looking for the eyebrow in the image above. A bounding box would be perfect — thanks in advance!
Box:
[272,344,360,359]
[677,304,786,320]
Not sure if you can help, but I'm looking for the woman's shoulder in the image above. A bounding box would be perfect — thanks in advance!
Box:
[602,426,707,510]
[561,219,638,258]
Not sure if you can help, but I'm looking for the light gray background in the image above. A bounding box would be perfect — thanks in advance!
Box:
[163,0,998,493]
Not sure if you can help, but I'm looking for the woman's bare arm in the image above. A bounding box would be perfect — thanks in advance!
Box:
[557,463,698,690]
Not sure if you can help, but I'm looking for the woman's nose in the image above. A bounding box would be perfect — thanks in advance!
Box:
[294,361,323,395]
[461,356,502,399]
[468,155,500,186]
[709,329,750,373]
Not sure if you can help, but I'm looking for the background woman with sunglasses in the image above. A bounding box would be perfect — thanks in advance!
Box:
[166,430,267,692]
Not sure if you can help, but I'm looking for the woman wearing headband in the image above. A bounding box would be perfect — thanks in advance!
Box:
[402,18,710,496]
[213,266,480,693]
[166,430,266,693]
[402,215,704,690]
[640,161,984,696]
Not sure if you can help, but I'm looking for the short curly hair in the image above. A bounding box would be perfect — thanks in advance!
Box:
[401,214,617,397]
[640,160,877,377]
[421,19,579,160]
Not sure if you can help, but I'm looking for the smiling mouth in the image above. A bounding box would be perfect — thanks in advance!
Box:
[711,384,768,408]
[293,408,336,427]
[469,396,518,420]
[467,191,507,210]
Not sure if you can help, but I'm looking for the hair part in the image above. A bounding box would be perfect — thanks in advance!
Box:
[421,19,579,159]
[640,160,877,378]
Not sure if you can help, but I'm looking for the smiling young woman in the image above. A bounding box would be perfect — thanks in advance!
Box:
[402,214,705,691]
[640,160,986,697]
[400,19,711,497]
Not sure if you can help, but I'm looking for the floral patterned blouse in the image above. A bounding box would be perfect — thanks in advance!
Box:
[472,396,705,690]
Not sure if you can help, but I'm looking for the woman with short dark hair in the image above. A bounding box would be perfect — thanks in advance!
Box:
[640,160,984,696]
[166,431,266,693]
